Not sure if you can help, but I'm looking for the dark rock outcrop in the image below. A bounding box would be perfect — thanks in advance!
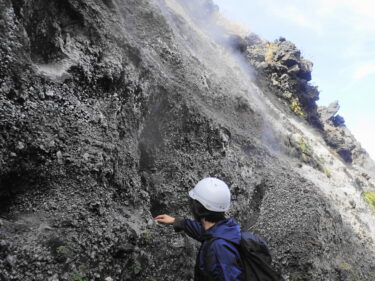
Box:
[318,101,369,164]
[242,34,373,167]
[243,36,320,126]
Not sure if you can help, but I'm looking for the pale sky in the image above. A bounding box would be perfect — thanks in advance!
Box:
[214,0,375,158]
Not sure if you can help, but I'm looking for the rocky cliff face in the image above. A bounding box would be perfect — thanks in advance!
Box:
[240,34,372,167]
[1,0,375,280]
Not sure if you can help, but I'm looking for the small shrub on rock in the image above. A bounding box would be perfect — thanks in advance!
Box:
[363,191,375,213]
[290,98,305,116]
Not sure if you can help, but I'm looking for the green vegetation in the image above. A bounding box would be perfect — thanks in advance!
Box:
[290,97,305,116]
[339,263,353,271]
[133,261,142,275]
[316,154,326,164]
[323,167,331,178]
[73,264,87,281]
[56,245,72,257]
[293,137,331,177]
[140,230,153,244]
[338,263,363,281]
[363,191,375,212]
[316,155,331,177]
[73,274,88,281]
[264,43,277,62]
[296,137,312,156]
[55,245,73,262]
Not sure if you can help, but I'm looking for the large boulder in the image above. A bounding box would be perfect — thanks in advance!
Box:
[318,102,370,164]
[318,101,340,122]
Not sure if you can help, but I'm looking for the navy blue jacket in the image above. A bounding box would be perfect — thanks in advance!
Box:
[174,218,245,281]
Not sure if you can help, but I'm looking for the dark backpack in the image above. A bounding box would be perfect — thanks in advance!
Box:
[205,232,284,281]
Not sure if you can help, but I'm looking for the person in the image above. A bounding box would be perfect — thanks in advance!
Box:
[155,177,245,281]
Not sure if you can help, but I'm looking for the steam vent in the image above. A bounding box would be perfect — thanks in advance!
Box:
[1,0,375,280]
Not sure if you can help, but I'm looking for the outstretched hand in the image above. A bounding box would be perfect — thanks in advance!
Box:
[154,214,176,224]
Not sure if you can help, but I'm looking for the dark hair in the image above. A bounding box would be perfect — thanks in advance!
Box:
[191,200,225,223]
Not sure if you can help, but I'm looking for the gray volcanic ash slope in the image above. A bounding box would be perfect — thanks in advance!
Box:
[0,0,374,280]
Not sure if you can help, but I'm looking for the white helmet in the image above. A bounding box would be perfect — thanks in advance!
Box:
[189,177,231,212]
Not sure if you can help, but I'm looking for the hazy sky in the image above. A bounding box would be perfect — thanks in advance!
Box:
[214,0,375,158]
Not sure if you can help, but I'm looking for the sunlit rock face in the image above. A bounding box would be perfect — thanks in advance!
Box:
[0,0,374,280]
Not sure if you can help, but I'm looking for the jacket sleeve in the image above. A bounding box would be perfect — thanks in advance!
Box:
[206,240,243,281]
[173,218,205,242]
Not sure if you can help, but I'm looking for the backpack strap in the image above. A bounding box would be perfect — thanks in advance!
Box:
[240,232,284,281]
